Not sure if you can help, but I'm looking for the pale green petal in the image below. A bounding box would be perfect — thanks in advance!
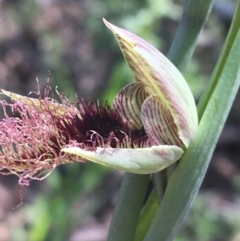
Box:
[142,95,183,147]
[0,89,78,116]
[103,19,198,147]
[61,145,184,174]
[113,82,148,130]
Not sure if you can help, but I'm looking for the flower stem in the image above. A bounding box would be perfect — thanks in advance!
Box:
[168,0,214,72]
[107,173,149,241]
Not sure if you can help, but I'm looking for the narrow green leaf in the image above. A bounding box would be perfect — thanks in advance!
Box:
[197,0,240,119]
[134,189,158,241]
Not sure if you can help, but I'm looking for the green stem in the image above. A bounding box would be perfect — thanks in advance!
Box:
[168,0,213,72]
[143,14,240,241]
[107,173,149,241]
[134,189,158,241]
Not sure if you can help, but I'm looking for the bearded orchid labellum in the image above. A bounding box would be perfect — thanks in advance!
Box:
[0,20,198,185]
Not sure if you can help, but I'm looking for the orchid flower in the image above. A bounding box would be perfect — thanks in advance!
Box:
[0,20,198,185]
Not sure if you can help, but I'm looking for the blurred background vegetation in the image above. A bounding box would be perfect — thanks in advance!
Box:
[0,0,240,240]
